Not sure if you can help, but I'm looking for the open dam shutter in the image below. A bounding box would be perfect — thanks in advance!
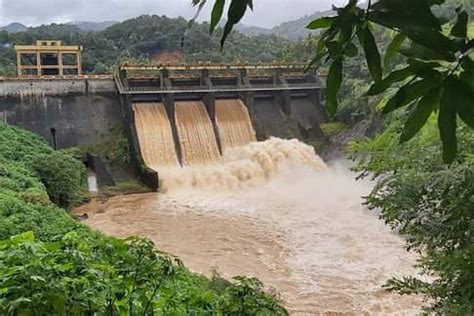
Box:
[174,101,221,165]
[133,103,179,171]
[215,99,256,153]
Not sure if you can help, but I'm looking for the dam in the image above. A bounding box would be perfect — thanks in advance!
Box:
[120,63,327,188]
[0,63,327,189]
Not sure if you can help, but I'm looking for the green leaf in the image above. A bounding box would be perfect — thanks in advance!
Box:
[400,42,456,62]
[451,75,474,129]
[320,18,341,42]
[10,231,35,243]
[307,17,335,30]
[344,42,358,57]
[383,79,438,114]
[457,98,474,129]
[384,33,406,68]
[402,30,458,59]
[406,59,443,79]
[305,39,327,70]
[358,25,383,82]
[460,58,474,91]
[210,0,225,33]
[221,0,250,48]
[451,11,468,38]
[326,41,342,57]
[406,58,442,71]
[367,66,414,96]
[369,0,441,31]
[400,88,441,142]
[439,78,458,163]
[326,57,343,115]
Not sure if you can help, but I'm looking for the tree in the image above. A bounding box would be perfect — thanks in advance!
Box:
[195,0,474,163]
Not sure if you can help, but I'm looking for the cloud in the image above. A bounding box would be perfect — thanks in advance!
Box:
[1,0,345,28]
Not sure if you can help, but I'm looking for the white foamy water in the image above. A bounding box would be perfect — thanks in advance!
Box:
[150,139,422,314]
[78,137,422,314]
[159,137,327,191]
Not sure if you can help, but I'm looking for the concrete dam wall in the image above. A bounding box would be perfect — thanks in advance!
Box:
[0,78,122,149]
[0,66,326,190]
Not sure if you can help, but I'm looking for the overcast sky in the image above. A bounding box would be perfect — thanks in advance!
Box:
[0,0,345,28]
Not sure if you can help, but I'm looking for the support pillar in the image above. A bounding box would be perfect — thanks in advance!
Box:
[306,74,328,123]
[277,75,292,116]
[202,71,222,154]
[239,68,261,140]
[162,74,183,166]
[58,52,63,76]
[36,51,41,76]
[16,52,21,76]
[77,52,82,75]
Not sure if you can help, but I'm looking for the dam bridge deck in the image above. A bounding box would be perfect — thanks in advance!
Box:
[115,63,325,97]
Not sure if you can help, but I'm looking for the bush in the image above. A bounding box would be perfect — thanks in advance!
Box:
[349,117,474,313]
[31,152,86,209]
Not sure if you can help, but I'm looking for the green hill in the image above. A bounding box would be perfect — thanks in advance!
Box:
[0,15,290,76]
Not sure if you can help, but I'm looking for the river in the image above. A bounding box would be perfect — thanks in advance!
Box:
[74,157,422,314]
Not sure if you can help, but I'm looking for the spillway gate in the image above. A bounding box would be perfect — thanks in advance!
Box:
[116,64,327,191]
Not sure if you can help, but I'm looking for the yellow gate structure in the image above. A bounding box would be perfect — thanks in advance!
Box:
[15,40,83,77]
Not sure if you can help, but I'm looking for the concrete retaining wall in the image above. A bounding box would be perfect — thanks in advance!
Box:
[0,78,122,149]
[0,78,117,97]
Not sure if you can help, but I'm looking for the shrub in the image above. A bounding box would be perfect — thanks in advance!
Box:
[31,152,86,209]
[349,117,474,313]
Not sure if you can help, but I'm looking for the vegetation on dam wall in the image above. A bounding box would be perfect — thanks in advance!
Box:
[0,123,287,315]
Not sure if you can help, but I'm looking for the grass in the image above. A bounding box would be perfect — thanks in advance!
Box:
[320,122,349,137]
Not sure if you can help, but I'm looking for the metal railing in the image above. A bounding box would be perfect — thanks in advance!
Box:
[120,83,321,95]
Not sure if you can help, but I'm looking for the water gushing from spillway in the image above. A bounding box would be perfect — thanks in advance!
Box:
[133,103,179,168]
[115,100,423,313]
[175,101,221,165]
[215,99,256,152]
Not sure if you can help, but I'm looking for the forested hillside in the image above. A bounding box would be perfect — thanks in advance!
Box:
[0,15,290,76]
[270,10,333,41]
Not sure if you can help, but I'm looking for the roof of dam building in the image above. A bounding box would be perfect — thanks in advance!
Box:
[14,40,83,52]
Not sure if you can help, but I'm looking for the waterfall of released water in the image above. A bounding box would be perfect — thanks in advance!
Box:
[134,100,325,190]
[174,101,221,165]
[215,99,256,152]
[133,103,179,171]
[161,137,327,191]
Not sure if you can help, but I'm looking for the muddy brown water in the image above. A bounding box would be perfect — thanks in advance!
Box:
[74,162,423,315]
[95,104,422,314]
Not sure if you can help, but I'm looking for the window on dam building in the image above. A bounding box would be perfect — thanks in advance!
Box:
[14,40,82,77]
